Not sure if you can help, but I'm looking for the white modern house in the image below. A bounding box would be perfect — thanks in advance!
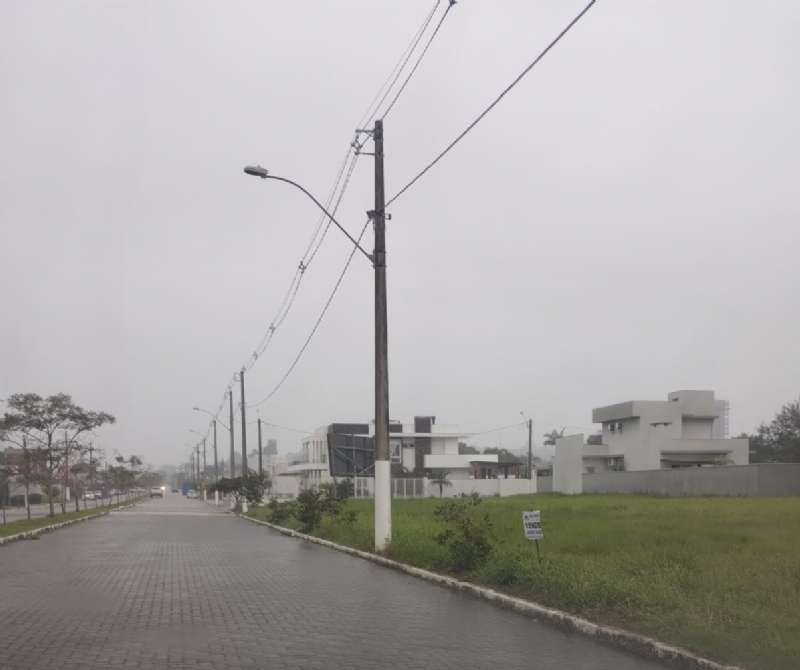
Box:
[387,416,499,479]
[584,389,748,472]
[287,416,499,489]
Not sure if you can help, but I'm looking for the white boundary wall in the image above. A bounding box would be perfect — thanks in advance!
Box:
[553,434,583,494]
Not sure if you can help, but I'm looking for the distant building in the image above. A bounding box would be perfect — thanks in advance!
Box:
[585,390,748,472]
[288,416,499,488]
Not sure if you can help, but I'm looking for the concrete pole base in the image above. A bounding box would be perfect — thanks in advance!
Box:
[374,460,391,551]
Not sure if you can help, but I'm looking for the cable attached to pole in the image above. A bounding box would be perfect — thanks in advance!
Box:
[387,0,597,207]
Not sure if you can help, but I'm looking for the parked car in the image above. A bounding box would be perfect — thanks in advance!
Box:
[186,490,198,499]
[149,487,164,498]
[171,488,179,493]
[83,491,97,501]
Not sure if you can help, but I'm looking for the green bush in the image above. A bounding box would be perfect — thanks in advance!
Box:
[433,494,494,572]
[478,551,523,587]
[295,489,325,533]
[267,497,295,525]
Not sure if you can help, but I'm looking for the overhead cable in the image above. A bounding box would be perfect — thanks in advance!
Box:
[387,0,597,207]
[381,0,456,120]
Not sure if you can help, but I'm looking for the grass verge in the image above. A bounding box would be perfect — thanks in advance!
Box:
[247,494,800,670]
[0,499,142,539]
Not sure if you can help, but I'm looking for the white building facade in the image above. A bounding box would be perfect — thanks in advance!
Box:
[286,416,499,488]
[585,390,748,472]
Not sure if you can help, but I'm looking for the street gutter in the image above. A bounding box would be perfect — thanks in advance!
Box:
[240,513,745,670]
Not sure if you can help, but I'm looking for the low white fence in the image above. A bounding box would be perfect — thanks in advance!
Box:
[270,475,538,499]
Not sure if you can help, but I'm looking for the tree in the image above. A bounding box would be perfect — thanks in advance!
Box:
[458,442,480,455]
[482,447,520,463]
[543,427,566,446]
[746,398,800,463]
[428,470,452,497]
[2,394,115,517]
[208,474,269,510]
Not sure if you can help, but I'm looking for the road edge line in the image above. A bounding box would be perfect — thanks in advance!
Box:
[0,511,110,546]
[0,500,141,547]
[240,514,744,670]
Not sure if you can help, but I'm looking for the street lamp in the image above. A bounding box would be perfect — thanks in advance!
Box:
[243,120,392,551]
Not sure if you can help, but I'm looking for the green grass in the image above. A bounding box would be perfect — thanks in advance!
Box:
[248,494,800,670]
[0,499,143,538]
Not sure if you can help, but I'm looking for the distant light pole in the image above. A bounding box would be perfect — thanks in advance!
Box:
[193,406,228,483]
[238,369,248,477]
[244,118,392,550]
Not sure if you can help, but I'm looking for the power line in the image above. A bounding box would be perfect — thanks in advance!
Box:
[381,0,456,120]
[356,0,442,130]
[262,422,314,435]
[208,1,457,416]
[247,218,371,409]
[387,0,597,208]
[467,421,527,437]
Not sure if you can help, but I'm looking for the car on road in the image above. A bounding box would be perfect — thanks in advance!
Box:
[83,491,97,501]
[149,487,164,498]
[186,490,198,499]
[171,488,179,493]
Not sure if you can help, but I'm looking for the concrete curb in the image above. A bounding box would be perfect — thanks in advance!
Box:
[0,499,143,547]
[0,510,110,546]
[241,514,744,670]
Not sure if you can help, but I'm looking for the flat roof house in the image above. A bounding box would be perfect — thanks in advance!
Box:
[585,390,748,472]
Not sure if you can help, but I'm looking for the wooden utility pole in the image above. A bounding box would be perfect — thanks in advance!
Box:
[212,420,219,482]
[372,118,391,550]
[257,418,263,478]
[239,369,248,477]
[528,418,533,478]
[228,388,236,477]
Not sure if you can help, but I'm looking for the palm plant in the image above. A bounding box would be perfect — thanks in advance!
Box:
[428,470,452,497]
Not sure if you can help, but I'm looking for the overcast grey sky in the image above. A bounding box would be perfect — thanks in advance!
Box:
[2,1,798,466]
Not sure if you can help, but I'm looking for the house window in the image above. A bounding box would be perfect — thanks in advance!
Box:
[617,422,624,433]
[609,423,616,433]
[390,443,401,463]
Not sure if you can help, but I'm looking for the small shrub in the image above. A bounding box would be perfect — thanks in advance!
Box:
[479,552,523,587]
[296,489,325,533]
[267,497,294,525]
[433,495,494,572]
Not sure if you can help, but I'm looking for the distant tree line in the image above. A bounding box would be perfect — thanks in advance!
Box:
[741,397,800,463]
[0,393,158,520]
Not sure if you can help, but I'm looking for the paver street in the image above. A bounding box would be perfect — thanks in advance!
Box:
[0,494,665,670]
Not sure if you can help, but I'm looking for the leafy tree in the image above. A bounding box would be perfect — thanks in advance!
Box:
[543,427,566,446]
[2,394,115,517]
[458,442,480,455]
[746,398,800,463]
[209,474,270,510]
[108,465,135,505]
[242,473,270,505]
[428,470,452,497]
[482,447,520,463]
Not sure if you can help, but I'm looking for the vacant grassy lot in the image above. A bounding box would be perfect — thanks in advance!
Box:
[249,494,800,670]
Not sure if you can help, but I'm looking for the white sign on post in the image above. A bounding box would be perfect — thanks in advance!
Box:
[522,510,543,541]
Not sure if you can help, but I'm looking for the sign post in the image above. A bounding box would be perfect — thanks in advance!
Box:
[522,510,544,563]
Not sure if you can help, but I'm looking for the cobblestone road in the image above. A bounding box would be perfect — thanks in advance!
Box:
[0,495,665,669]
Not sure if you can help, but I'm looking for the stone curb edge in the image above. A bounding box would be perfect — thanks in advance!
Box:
[240,514,744,670]
[0,501,141,547]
